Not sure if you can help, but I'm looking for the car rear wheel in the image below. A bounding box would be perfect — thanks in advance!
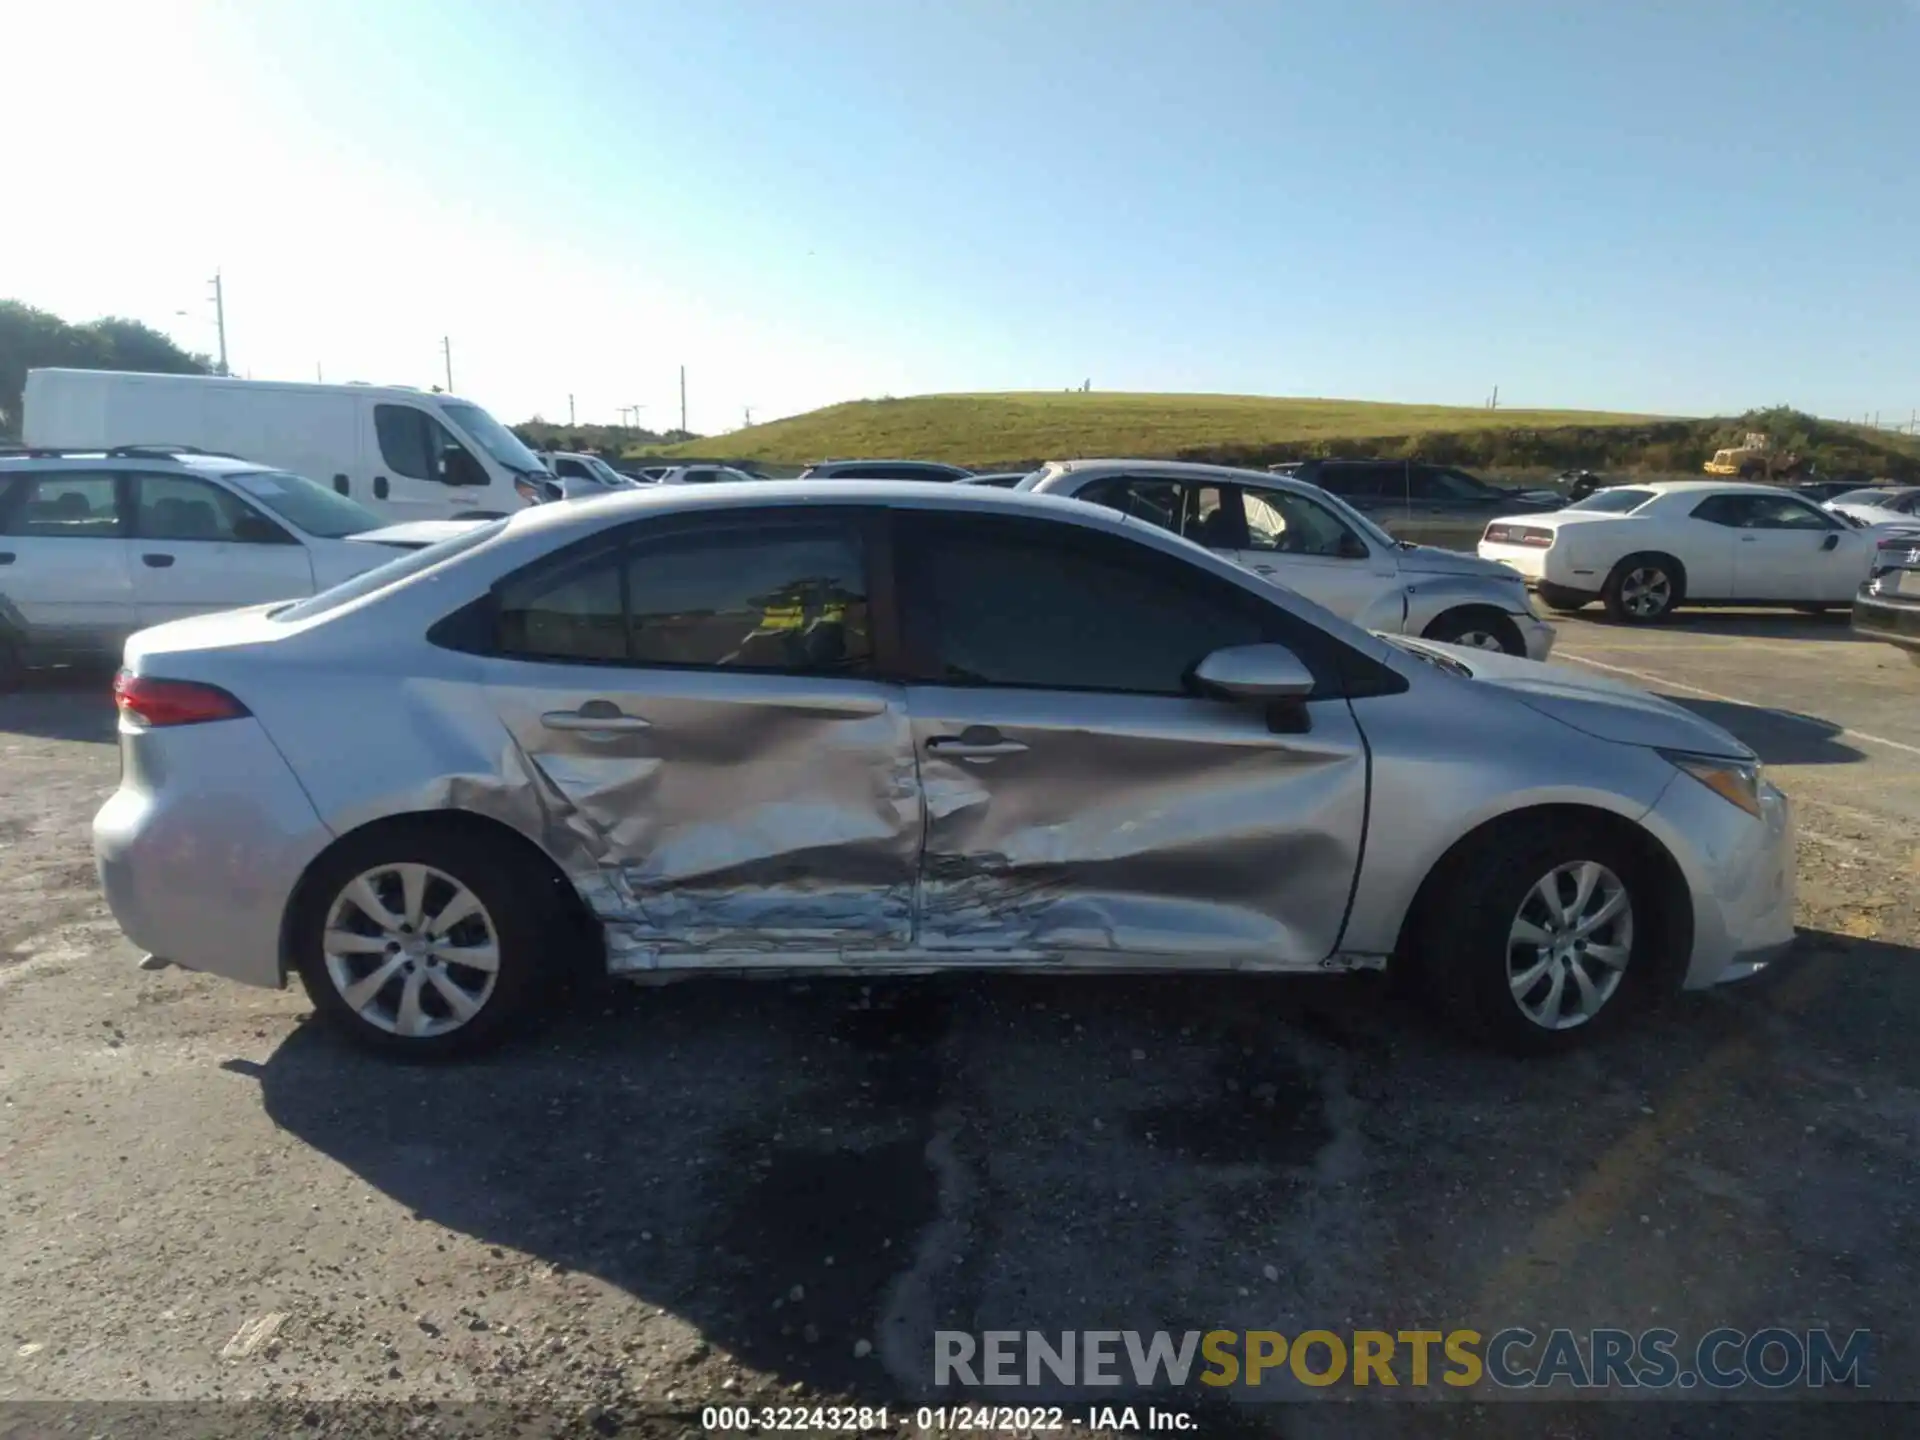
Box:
[1423,608,1526,656]
[1602,555,1681,623]
[292,826,561,1058]
[1413,818,1662,1053]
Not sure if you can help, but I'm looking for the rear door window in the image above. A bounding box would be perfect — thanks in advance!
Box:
[493,520,874,674]
[0,472,124,537]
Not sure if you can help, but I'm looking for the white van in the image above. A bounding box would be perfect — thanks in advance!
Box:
[22,369,550,522]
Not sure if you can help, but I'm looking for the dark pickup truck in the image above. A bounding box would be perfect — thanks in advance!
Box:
[1853,531,1920,665]
[1273,459,1564,550]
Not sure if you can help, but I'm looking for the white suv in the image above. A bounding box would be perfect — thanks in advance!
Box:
[0,446,451,685]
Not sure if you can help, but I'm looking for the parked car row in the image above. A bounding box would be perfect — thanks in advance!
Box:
[94,478,1795,1060]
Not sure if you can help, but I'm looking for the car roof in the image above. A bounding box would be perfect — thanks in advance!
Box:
[1041,457,1299,485]
[498,477,1131,543]
[0,449,274,477]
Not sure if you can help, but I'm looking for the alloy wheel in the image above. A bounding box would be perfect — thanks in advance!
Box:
[322,863,500,1038]
[1506,860,1633,1030]
[1619,568,1672,618]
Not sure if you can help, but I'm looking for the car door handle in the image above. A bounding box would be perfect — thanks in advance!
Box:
[541,706,651,733]
[926,733,1028,761]
[142,553,175,568]
[1740,535,1758,542]
[0,552,13,565]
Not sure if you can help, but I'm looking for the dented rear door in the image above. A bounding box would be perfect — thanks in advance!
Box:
[476,511,920,965]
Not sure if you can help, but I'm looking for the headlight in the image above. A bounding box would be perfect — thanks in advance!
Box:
[1661,750,1764,818]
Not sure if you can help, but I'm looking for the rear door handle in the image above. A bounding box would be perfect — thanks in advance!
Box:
[927,732,1028,761]
[142,553,175,568]
[541,705,651,733]
[0,552,13,565]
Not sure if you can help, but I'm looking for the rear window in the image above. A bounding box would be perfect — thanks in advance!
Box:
[227,469,385,538]
[1567,487,1656,514]
[272,519,507,623]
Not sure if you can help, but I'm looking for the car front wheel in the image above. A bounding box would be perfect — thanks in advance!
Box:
[292,826,559,1057]
[1423,608,1527,656]
[1414,818,1662,1053]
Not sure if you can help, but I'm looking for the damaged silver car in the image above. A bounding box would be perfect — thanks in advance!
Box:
[1021,459,1556,658]
[94,482,1794,1058]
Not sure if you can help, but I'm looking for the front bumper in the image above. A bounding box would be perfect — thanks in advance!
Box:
[1641,771,1797,990]
[1852,589,1920,657]
[1517,613,1557,661]
[94,714,332,990]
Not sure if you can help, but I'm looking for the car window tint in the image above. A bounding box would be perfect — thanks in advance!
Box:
[135,474,268,542]
[1690,495,1752,527]
[1568,487,1656,513]
[627,529,870,671]
[2,472,123,537]
[919,522,1264,695]
[495,524,873,673]
[1082,478,1235,546]
[374,405,454,481]
[1239,487,1359,557]
[1743,495,1834,530]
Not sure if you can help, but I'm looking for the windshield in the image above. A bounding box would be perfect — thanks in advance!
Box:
[584,456,630,487]
[441,401,545,476]
[271,518,508,623]
[226,469,386,538]
[1568,487,1656,514]
[1834,488,1892,506]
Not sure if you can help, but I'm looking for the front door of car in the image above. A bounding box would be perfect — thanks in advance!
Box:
[474,510,921,962]
[128,473,317,624]
[894,511,1368,966]
[0,470,136,660]
[1228,483,1396,622]
[1705,493,1848,599]
[368,403,488,520]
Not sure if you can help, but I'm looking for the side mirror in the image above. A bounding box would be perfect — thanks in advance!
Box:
[1337,532,1370,560]
[1821,532,1840,550]
[1192,643,1315,700]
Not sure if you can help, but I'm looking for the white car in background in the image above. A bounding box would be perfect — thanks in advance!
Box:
[1478,480,1893,622]
[535,451,645,498]
[655,464,760,485]
[1021,459,1555,658]
[1824,485,1920,529]
[0,446,456,684]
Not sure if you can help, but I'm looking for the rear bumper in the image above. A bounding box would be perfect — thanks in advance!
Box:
[1641,773,1797,991]
[1852,589,1920,656]
[93,715,332,989]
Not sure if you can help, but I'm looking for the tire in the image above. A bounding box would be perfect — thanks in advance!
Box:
[0,637,22,691]
[1411,817,1667,1054]
[1423,608,1527,656]
[1535,584,1591,615]
[291,823,565,1058]
[1602,554,1682,623]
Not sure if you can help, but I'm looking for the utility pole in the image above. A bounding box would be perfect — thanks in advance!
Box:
[1489,384,1499,411]
[679,365,687,435]
[316,362,323,382]
[441,336,454,394]
[743,405,754,428]
[568,394,576,426]
[209,270,229,375]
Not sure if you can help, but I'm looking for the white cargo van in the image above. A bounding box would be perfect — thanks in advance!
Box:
[22,369,549,521]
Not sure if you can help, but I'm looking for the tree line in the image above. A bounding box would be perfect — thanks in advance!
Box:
[0,300,212,438]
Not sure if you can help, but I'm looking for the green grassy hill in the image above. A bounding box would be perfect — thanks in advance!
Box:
[632,392,1920,482]
[643,392,1664,469]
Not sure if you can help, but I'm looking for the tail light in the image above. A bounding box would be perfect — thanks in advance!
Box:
[114,670,250,728]
[1484,523,1555,548]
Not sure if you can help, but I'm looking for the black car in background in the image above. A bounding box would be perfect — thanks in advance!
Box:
[798,459,973,482]
[1273,459,1564,549]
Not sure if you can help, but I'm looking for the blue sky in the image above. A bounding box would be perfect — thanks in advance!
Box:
[9,1,1919,433]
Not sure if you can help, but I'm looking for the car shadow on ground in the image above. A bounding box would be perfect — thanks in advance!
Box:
[0,665,118,743]
[1669,698,1865,765]
[247,922,1920,1420]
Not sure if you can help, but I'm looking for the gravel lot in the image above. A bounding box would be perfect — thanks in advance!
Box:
[2,611,1916,1438]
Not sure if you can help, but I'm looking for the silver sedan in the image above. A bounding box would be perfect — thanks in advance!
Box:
[94,482,1795,1058]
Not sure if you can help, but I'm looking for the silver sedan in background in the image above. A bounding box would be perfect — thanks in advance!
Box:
[1022,459,1556,658]
[94,482,1793,1058]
